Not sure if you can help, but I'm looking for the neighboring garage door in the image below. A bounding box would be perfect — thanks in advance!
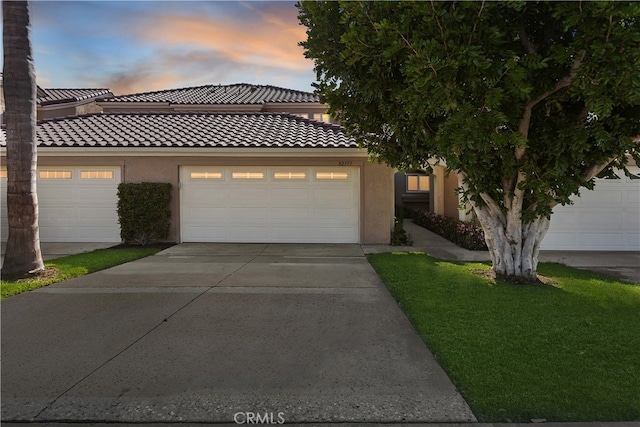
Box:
[542,166,640,250]
[1,166,121,242]
[180,166,360,243]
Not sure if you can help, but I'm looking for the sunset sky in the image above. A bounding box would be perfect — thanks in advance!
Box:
[7,1,317,95]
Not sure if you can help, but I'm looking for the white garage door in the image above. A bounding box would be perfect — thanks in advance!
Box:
[180,166,360,243]
[542,166,640,250]
[1,166,121,242]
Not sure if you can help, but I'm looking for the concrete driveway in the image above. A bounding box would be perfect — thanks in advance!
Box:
[1,243,476,424]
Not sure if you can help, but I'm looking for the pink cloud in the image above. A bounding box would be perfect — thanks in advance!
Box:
[137,4,312,73]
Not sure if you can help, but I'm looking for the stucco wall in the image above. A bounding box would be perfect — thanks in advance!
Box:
[444,171,460,219]
[32,154,393,244]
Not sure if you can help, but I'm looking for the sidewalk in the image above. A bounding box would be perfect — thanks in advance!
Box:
[364,220,640,284]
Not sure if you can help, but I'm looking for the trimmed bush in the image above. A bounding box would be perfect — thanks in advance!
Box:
[117,182,172,245]
[412,209,488,250]
[391,217,413,246]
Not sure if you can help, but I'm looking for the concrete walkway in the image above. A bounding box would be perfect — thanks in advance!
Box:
[365,220,640,284]
[1,243,476,424]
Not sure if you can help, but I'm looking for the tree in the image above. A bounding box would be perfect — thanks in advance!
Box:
[1,0,44,276]
[298,1,640,282]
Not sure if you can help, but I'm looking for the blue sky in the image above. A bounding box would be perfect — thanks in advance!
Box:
[5,1,317,95]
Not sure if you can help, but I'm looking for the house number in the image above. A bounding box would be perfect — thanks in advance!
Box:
[338,161,353,166]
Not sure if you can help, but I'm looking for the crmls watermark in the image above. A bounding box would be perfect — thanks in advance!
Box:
[233,411,285,424]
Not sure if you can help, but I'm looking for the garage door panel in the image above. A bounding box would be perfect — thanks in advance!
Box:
[76,187,116,201]
[185,207,228,221]
[76,207,117,221]
[542,233,576,249]
[312,227,358,243]
[271,188,310,205]
[183,226,230,241]
[624,211,640,230]
[181,166,359,243]
[577,211,622,229]
[312,188,354,205]
[543,169,639,250]
[626,189,639,207]
[626,234,640,247]
[227,207,269,221]
[271,207,310,221]
[578,233,626,248]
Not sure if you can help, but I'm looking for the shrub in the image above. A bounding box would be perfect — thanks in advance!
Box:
[391,217,413,246]
[412,209,487,250]
[117,182,172,245]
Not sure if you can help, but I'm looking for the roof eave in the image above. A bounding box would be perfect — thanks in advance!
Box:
[0,146,367,157]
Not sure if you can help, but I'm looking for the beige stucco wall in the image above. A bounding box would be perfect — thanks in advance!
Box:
[444,171,460,219]
[30,153,393,244]
[37,101,103,120]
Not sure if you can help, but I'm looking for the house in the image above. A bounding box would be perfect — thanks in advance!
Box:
[402,163,640,251]
[36,87,114,120]
[1,82,637,250]
[1,84,394,244]
[0,76,114,123]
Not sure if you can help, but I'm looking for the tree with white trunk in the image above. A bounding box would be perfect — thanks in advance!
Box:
[298,1,640,282]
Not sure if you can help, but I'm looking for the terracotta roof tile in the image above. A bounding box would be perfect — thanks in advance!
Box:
[0,112,357,149]
[100,84,319,105]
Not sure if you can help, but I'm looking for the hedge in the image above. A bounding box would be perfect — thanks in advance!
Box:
[117,182,172,245]
[412,208,488,251]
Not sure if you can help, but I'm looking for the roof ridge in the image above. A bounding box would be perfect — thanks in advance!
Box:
[105,83,315,100]
[42,88,112,91]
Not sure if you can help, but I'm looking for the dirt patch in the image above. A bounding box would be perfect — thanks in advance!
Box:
[472,268,558,286]
[3,266,61,283]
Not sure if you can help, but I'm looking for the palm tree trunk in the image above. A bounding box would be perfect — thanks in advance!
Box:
[1,0,44,275]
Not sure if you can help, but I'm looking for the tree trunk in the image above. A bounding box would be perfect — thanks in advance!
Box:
[1,0,44,275]
[474,204,550,282]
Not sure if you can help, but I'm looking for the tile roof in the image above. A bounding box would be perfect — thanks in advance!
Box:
[100,84,320,105]
[0,112,357,149]
[37,88,114,106]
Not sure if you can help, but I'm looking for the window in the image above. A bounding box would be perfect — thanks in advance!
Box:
[39,170,72,179]
[81,170,114,179]
[232,171,265,180]
[0,170,6,179]
[407,174,430,192]
[190,171,223,179]
[273,171,307,180]
[316,172,349,180]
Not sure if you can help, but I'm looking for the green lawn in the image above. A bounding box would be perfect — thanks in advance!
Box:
[368,252,640,422]
[1,247,162,299]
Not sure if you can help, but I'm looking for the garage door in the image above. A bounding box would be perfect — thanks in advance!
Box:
[180,166,360,243]
[542,166,640,250]
[1,166,121,242]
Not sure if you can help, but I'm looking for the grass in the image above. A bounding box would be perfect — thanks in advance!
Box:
[1,246,163,299]
[368,252,640,422]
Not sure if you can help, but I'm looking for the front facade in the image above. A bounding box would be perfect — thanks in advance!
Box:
[1,88,394,245]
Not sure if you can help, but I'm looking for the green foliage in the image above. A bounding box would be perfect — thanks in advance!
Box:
[412,209,488,250]
[0,247,162,299]
[368,253,640,421]
[117,182,172,245]
[299,1,640,220]
[391,217,413,246]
